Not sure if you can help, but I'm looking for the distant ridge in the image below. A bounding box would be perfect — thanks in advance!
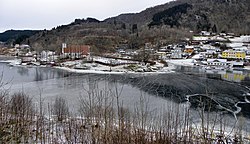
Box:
[0,30,41,43]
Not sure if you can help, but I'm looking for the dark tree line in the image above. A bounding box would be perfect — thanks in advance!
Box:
[148,3,192,28]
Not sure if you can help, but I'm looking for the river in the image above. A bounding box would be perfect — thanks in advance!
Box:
[0,59,250,133]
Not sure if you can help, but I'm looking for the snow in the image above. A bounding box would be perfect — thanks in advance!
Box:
[207,59,227,63]
[193,36,211,41]
[0,58,175,75]
[229,35,250,43]
[226,42,244,48]
[211,36,228,41]
[0,59,17,63]
[55,62,175,75]
[54,56,176,74]
[201,45,216,50]
[192,53,205,60]
[55,66,127,74]
[93,56,138,65]
[166,59,194,66]
[244,66,250,70]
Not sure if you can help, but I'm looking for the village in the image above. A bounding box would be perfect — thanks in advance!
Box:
[1,31,250,74]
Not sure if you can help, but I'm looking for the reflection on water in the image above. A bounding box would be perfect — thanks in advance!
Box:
[17,66,29,76]
[0,63,70,84]
[174,65,250,83]
[221,71,250,83]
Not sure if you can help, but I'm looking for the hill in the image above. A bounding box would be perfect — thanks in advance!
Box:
[104,0,184,25]
[8,0,250,53]
[148,0,250,34]
[0,30,41,44]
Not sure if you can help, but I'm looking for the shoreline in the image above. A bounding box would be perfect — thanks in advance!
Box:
[2,58,250,75]
[0,59,175,75]
[2,57,250,76]
[55,66,175,75]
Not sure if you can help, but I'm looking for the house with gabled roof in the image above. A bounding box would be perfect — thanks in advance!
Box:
[206,59,227,67]
[62,43,90,59]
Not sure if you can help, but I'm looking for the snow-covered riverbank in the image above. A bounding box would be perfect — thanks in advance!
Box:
[0,58,176,75]
[166,59,195,67]
[58,59,176,74]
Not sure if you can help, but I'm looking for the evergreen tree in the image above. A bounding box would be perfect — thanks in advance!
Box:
[212,24,218,33]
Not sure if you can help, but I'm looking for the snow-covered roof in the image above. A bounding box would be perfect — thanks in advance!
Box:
[200,31,211,36]
[223,49,246,53]
[18,44,30,49]
[231,61,244,65]
[185,45,194,49]
[193,36,211,41]
[229,35,250,43]
[201,45,216,50]
[226,42,244,48]
[192,53,204,59]
[211,36,228,41]
[207,59,227,63]
[233,47,248,51]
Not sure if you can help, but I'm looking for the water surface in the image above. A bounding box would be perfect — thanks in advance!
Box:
[1,61,250,132]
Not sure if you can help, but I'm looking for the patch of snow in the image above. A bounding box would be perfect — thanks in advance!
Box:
[166,59,194,66]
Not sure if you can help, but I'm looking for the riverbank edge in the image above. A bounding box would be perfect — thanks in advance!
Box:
[0,58,176,75]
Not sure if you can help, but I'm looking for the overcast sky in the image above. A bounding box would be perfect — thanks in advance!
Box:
[0,0,172,32]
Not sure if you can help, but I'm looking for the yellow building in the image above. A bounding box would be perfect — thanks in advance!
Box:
[222,49,246,59]
[184,48,194,54]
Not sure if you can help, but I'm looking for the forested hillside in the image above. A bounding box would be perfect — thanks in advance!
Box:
[149,0,250,34]
[0,30,40,44]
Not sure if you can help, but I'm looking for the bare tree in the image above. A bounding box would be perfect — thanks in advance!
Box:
[52,97,69,122]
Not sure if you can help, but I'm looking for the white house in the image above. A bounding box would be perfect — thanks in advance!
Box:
[171,48,183,59]
[207,59,227,67]
[40,50,56,62]
[15,44,31,56]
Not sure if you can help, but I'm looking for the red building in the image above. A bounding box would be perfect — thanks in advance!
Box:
[62,44,90,59]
